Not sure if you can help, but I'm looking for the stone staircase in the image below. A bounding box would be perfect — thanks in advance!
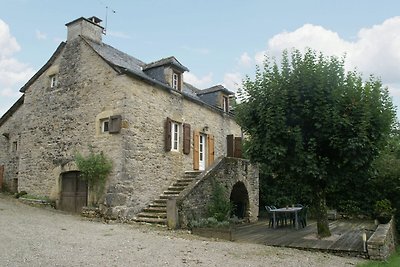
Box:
[133,171,201,225]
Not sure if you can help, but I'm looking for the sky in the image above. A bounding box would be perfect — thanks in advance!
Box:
[1,0,400,118]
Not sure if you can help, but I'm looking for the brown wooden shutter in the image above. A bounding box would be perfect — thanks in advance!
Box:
[234,137,242,158]
[183,123,191,155]
[193,130,199,170]
[207,134,215,166]
[227,134,234,157]
[165,117,172,152]
[109,115,122,133]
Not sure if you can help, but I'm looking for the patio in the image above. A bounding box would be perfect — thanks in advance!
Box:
[234,219,376,257]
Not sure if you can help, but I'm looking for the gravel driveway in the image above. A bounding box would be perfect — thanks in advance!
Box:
[0,194,365,267]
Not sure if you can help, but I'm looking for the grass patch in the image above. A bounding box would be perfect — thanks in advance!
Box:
[358,248,400,267]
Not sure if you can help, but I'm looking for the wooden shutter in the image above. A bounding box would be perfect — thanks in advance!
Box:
[183,123,191,155]
[207,134,215,166]
[193,130,199,170]
[227,134,234,157]
[109,115,122,134]
[165,117,172,152]
[234,137,242,158]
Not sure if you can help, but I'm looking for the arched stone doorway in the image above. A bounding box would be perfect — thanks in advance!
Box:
[59,171,88,213]
[230,182,249,219]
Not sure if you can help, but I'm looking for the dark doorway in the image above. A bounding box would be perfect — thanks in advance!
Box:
[230,182,249,219]
[59,171,88,213]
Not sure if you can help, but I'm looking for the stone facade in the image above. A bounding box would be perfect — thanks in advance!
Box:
[176,157,259,228]
[0,16,259,221]
[367,219,397,260]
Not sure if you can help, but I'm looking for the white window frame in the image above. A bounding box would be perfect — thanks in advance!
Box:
[101,119,109,133]
[222,96,229,112]
[50,74,57,88]
[172,72,179,90]
[171,122,180,151]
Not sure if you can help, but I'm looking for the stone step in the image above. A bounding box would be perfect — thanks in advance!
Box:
[173,181,191,187]
[168,185,186,191]
[143,206,166,213]
[163,190,182,195]
[176,178,194,183]
[153,199,167,204]
[149,202,166,208]
[159,194,178,199]
[136,212,167,219]
[184,171,202,178]
[134,217,167,224]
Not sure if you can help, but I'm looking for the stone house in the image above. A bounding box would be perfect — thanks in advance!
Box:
[0,16,258,226]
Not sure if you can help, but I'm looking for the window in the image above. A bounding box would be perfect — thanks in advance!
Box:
[222,96,229,112]
[171,122,180,151]
[12,141,17,152]
[172,72,180,91]
[101,119,109,133]
[50,74,58,88]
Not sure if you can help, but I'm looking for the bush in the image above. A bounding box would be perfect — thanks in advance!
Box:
[207,181,232,222]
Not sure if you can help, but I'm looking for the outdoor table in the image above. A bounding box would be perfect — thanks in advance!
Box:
[271,207,303,229]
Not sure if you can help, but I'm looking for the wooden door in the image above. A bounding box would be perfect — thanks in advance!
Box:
[60,171,87,213]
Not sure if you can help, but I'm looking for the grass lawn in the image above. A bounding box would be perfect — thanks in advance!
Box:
[358,249,400,267]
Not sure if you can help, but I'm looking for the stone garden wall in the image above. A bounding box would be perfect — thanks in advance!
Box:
[176,157,259,228]
[367,218,397,260]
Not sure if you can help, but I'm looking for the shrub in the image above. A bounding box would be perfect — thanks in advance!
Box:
[207,181,233,222]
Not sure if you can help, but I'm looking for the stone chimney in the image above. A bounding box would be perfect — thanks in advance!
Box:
[65,16,104,43]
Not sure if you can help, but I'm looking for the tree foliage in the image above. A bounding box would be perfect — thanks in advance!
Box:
[236,48,396,237]
[75,148,112,205]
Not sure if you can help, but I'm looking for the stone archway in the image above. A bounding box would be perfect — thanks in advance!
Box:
[230,181,249,219]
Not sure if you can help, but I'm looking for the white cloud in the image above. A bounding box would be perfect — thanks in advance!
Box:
[35,29,47,40]
[0,19,20,59]
[183,72,213,88]
[223,72,242,92]
[238,52,252,68]
[0,19,34,117]
[250,17,400,112]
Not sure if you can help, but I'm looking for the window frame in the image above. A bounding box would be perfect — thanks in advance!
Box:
[222,95,229,112]
[172,72,180,91]
[50,74,58,88]
[101,119,109,133]
[171,121,180,152]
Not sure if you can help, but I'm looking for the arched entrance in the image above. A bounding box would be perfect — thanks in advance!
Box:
[230,182,249,219]
[59,171,88,213]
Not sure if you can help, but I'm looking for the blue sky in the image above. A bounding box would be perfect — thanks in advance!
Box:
[1,0,400,117]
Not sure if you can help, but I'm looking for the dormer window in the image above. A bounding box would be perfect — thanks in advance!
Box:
[172,71,181,91]
[222,95,229,112]
[50,74,58,88]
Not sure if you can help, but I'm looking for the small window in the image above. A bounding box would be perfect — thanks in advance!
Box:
[50,74,58,88]
[101,119,109,133]
[12,141,17,152]
[222,96,229,112]
[171,121,180,151]
[172,72,180,91]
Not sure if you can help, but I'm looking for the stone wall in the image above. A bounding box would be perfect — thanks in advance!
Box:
[176,157,259,228]
[367,218,397,260]
[0,98,24,192]
[0,35,242,220]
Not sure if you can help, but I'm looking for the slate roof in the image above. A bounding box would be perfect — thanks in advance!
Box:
[197,85,234,96]
[83,38,227,106]
[143,56,189,72]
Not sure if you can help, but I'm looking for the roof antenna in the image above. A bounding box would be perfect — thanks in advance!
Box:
[104,5,116,35]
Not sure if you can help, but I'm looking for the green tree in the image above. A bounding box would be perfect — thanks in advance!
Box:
[236,49,395,237]
[75,148,112,206]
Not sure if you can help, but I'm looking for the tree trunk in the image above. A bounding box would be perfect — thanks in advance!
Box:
[314,187,331,238]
